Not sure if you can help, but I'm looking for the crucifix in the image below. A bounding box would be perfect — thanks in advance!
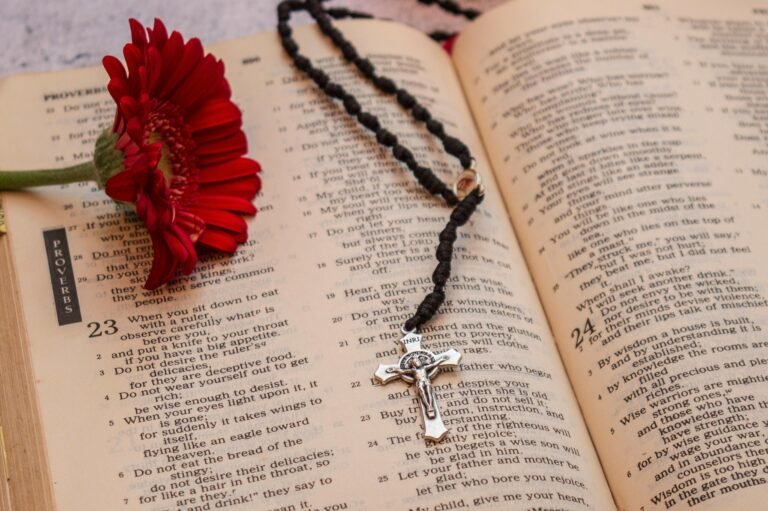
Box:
[374,330,462,442]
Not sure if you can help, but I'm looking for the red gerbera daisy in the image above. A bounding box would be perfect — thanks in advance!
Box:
[102,18,261,290]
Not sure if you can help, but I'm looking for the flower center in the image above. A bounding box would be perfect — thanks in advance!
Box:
[145,103,197,198]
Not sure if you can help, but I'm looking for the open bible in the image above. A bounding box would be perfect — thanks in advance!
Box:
[2,0,768,509]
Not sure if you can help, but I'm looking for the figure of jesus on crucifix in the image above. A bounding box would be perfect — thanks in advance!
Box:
[374,330,462,442]
[385,353,449,419]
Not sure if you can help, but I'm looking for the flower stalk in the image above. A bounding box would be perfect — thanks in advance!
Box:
[0,131,123,190]
[0,162,97,190]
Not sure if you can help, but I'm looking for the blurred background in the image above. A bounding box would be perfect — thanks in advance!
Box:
[1,0,505,77]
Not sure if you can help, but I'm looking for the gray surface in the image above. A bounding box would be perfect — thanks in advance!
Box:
[1,0,505,78]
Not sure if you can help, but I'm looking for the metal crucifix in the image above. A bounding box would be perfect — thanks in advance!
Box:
[374,330,462,442]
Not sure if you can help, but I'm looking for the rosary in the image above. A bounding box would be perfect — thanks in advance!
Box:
[277,0,484,442]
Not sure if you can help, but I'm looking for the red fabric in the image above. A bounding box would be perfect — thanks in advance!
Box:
[103,19,261,290]
[442,34,459,54]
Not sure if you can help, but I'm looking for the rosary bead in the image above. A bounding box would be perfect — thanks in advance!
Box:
[450,207,471,226]
[277,22,292,37]
[436,244,453,262]
[426,119,444,136]
[433,261,452,283]
[328,28,346,46]
[325,7,346,18]
[281,38,299,56]
[416,173,441,194]
[277,2,291,21]
[294,55,311,72]
[308,1,325,16]
[343,96,361,115]
[442,189,459,205]
[358,112,380,131]
[317,15,333,31]
[356,58,375,76]
[329,8,373,20]
[420,290,445,312]
[429,175,448,193]
[412,104,431,121]
[428,30,453,42]
[325,82,346,98]
[374,76,397,94]
[439,226,457,243]
[442,135,466,155]
[396,90,416,108]
[375,129,397,147]
[450,195,479,225]
[309,68,329,87]
[403,159,418,172]
[341,42,358,60]
[392,144,414,163]
[445,4,460,14]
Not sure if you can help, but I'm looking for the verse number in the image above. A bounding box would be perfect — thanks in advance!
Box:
[571,317,595,350]
[88,319,118,338]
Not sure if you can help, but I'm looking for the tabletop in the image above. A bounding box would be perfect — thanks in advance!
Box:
[1,0,505,78]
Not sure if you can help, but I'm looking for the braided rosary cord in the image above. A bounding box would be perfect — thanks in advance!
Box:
[403,189,483,331]
[417,0,480,21]
[321,1,479,43]
[277,0,484,332]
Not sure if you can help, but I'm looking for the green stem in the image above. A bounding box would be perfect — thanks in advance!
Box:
[0,162,97,190]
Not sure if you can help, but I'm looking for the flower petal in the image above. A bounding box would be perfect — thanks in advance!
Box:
[193,194,257,214]
[146,47,162,94]
[193,123,243,147]
[123,43,142,70]
[129,19,147,49]
[158,37,203,99]
[187,207,247,234]
[156,31,184,94]
[196,131,248,164]
[150,18,168,48]
[198,229,239,253]
[107,77,130,104]
[197,157,260,184]
[174,210,206,241]
[200,175,261,199]
[118,96,139,120]
[105,170,140,202]
[144,234,178,290]
[126,117,144,144]
[171,54,221,112]
[186,98,242,133]
[171,224,198,274]
[103,55,127,82]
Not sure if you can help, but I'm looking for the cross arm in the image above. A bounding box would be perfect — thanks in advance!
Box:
[374,363,402,384]
[435,348,462,368]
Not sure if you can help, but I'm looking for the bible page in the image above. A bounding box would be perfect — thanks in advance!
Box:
[0,19,614,511]
[454,0,768,509]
